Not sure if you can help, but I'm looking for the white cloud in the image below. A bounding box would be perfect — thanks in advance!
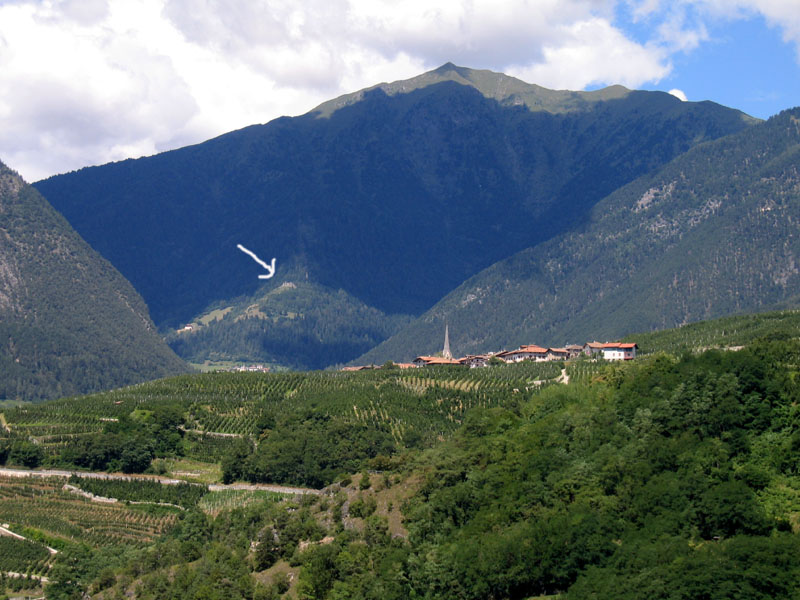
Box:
[669,88,688,100]
[508,17,670,90]
[629,0,800,58]
[0,0,796,181]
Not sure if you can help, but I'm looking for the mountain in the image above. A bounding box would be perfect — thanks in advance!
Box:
[0,161,187,401]
[33,64,755,368]
[166,274,412,370]
[357,108,800,363]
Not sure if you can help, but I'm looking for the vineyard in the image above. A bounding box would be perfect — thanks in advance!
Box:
[566,360,608,386]
[623,308,800,354]
[2,361,568,462]
[0,476,178,549]
[68,475,208,509]
[198,489,284,516]
[0,535,52,576]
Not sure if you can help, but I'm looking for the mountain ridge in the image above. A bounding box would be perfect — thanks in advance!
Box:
[34,64,757,368]
[356,108,800,363]
[310,62,637,118]
[0,160,188,401]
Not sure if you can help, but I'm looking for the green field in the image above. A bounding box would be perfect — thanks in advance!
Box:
[625,308,800,354]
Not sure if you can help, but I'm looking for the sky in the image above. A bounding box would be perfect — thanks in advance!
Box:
[1,0,799,182]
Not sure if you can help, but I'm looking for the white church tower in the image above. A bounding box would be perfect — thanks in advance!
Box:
[443,324,453,359]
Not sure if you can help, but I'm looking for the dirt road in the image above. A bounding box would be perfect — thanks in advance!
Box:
[0,467,322,496]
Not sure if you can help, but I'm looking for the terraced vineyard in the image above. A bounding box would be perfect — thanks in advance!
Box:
[198,489,284,516]
[0,536,53,576]
[623,308,800,354]
[2,362,565,462]
[0,476,178,548]
[566,360,609,386]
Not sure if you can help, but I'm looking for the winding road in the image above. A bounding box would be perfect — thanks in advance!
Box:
[0,467,322,496]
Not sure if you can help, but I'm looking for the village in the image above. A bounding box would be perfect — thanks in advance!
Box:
[342,327,638,371]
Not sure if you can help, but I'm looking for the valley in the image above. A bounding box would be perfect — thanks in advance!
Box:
[0,309,798,598]
[0,56,798,600]
[33,63,756,372]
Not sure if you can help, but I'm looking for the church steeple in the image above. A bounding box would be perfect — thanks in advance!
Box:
[443,324,452,359]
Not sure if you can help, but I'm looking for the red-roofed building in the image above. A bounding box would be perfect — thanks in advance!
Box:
[413,356,462,367]
[601,343,638,361]
[502,345,549,362]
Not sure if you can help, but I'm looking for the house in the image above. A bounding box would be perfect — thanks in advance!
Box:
[566,344,584,359]
[460,354,489,368]
[583,342,605,357]
[412,356,462,367]
[601,342,638,361]
[547,348,569,361]
[501,345,550,362]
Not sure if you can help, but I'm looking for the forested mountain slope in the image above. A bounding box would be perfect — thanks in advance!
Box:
[167,275,412,370]
[35,64,754,368]
[0,161,187,401]
[360,108,800,362]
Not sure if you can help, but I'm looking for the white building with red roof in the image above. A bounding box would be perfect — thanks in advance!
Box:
[601,343,638,360]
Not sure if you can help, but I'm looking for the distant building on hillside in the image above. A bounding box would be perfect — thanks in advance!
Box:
[600,343,638,360]
[566,344,584,358]
[460,354,490,368]
[499,345,549,362]
[583,342,605,357]
[413,356,461,367]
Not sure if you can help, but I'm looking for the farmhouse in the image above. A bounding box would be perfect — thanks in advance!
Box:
[583,342,605,357]
[460,354,490,368]
[413,356,462,367]
[566,344,584,358]
[499,345,549,362]
[601,342,638,361]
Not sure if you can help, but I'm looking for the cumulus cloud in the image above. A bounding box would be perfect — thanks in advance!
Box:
[0,0,796,181]
[629,0,800,57]
[508,17,670,90]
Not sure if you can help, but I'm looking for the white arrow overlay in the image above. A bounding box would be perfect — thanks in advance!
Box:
[237,244,276,279]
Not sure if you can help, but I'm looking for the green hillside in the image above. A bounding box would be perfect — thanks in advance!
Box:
[1,360,561,486]
[35,64,753,368]
[166,276,412,370]
[0,161,187,401]
[624,309,800,354]
[359,108,800,363]
[2,316,799,599]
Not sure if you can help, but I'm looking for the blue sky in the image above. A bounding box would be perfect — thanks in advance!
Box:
[0,0,798,181]
[629,14,800,119]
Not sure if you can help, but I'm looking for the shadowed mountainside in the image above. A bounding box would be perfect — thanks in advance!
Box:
[0,161,187,401]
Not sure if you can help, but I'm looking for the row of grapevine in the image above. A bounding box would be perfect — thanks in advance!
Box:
[0,476,178,548]
[0,536,52,575]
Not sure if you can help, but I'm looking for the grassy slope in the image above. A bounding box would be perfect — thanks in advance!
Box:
[167,277,412,370]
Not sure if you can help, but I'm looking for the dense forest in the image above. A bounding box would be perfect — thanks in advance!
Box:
[359,107,800,364]
[0,161,187,401]
[0,311,799,599]
[167,279,412,370]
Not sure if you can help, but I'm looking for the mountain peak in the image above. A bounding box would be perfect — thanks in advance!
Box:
[311,63,632,118]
